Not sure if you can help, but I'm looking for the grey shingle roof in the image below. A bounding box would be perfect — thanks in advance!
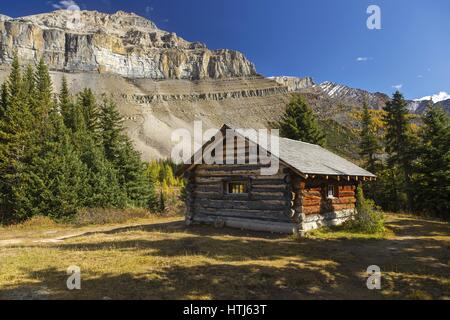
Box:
[278,137,376,178]
[179,124,376,178]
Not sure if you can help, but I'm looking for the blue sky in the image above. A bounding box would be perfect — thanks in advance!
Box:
[0,0,449,100]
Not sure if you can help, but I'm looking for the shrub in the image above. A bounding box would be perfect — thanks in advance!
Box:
[344,186,385,234]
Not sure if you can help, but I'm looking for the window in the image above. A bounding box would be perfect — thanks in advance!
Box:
[227,182,248,194]
[327,185,336,199]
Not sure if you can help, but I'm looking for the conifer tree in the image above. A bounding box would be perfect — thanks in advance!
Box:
[277,95,326,146]
[0,82,8,118]
[382,91,417,209]
[0,54,35,221]
[414,103,450,217]
[359,101,380,173]
[59,76,73,128]
[99,96,123,162]
[78,88,101,142]
[34,58,54,120]
[0,58,159,222]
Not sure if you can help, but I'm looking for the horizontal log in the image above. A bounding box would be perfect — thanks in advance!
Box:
[251,185,287,191]
[250,191,286,198]
[302,200,322,207]
[196,199,288,211]
[302,191,322,197]
[302,207,321,215]
[251,179,286,185]
[194,191,224,199]
[195,185,222,193]
[194,208,291,222]
[337,192,355,197]
[302,195,322,201]
[192,214,297,234]
[250,194,288,201]
[331,198,356,205]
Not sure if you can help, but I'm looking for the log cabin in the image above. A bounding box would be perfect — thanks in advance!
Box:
[178,124,376,235]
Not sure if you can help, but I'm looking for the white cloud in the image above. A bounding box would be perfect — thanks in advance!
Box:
[415,91,450,103]
[51,0,80,10]
[417,75,423,79]
[145,6,154,14]
[356,57,372,62]
[392,84,403,90]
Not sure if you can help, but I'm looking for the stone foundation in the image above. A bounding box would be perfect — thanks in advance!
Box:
[301,209,355,232]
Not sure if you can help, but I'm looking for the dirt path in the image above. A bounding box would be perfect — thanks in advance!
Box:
[0,217,184,247]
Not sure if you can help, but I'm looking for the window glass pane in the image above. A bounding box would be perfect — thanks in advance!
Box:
[328,185,334,197]
[228,182,247,194]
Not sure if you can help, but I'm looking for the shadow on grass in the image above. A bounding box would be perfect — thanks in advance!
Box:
[1,215,449,300]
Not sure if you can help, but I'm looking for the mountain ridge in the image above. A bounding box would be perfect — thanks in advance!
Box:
[0,10,256,80]
[0,9,448,161]
[270,75,449,114]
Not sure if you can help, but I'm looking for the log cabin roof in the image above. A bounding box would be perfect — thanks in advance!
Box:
[178,124,376,179]
[277,136,376,178]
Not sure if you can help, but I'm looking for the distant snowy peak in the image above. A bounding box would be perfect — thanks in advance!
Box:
[410,92,450,114]
[414,91,450,103]
[313,81,389,109]
[315,81,359,99]
[268,76,449,114]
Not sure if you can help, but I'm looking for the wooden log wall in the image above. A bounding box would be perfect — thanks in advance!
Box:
[299,179,357,215]
[192,163,293,223]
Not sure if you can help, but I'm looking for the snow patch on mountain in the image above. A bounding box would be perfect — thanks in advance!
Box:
[415,91,450,103]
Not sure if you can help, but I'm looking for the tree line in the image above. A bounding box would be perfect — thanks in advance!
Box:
[277,93,450,219]
[0,54,158,223]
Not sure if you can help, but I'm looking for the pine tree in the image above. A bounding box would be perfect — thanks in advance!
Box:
[277,95,326,146]
[359,101,380,173]
[99,97,157,208]
[414,103,450,217]
[34,57,54,120]
[382,91,417,210]
[0,57,159,223]
[159,191,166,213]
[0,54,36,221]
[78,88,101,142]
[0,82,8,118]
[99,96,123,162]
[59,76,73,128]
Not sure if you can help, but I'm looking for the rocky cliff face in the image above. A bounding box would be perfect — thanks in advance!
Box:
[269,76,315,92]
[0,10,256,79]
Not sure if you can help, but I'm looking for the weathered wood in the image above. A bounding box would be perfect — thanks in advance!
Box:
[250,191,286,198]
[251,179,286,185]
[251,184,287,191]
[332,204,355,211]
[331,197,356,205]
[194,191,224,199]
[197,164,271,171]
[303,206,322,215]
[196,199,288,211]
[192,214,298,234]
[194,208,291,222]
[195,185,222,193]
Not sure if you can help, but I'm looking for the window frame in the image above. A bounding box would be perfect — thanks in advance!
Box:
[326,185,337,199]
[222,178,252,198]
[226,181,249,195]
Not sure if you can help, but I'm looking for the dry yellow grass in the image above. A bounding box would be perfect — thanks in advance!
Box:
[0,213,449,300]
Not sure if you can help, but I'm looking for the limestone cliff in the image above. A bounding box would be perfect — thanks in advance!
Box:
[0,10,256,79]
